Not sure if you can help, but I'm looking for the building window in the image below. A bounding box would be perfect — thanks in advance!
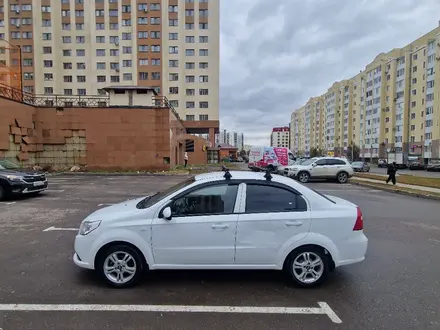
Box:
[64,89,73,95]
[76,36,85,43]
[169,46,178,54]
[169,33,178,40]
[199,75,209,83]
[122,5,131,13]
[169,100,179,107]
[139,72,148,80]
[199,36,208,43]
[42,33,51,40]
[97,76,106,83]
[139,58,148,66]
[199,23,208,29]
[186,115,195,121]
[123,73,132,81]
[186,102,195,108]
[199,49,208,56]
[151,31,160,39]
[44,87,53,95]
[76,23,84,30]
[123,60,132,67]
[186,89,195,96]
[77,76,86,83]
[138,45,149,52]
[111,76,120,83]
[169,73,179,81]
[151,17,160,24]
[152,72,161,80]
[185,23,194,30]
[96,23,105,30]
[169,60,178,67]
[199,62,208,69]
[185,36,195,43]
[64,76,73,83]
[150,3,160,10]
[43,47,52,54]
[151,58,160,65]
[169,5,178,12]
[199,89,209,95]
[185,62,195,69]
[122,46,132,54]
[199,114,209,121]
[185,9,194,16]
[185,49,195,56]
[138,17,148,24]
[151,45,160,52]
[43,60,53,68]
[77,63,86,70]
[96,49,106,56]
[169,19,178,26]
[77,89,86,95]
[185,76,195,83]
[199,102,208,108]
[122,33,132,40]
[169,87,179,94]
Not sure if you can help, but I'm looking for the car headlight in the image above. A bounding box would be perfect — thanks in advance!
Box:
[6,175,24,181]
[79,220,101,235]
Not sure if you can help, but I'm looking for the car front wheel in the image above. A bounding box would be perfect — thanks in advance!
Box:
[96,244,146,288]
[284,247,329,288]
[0,184,6,201]
[297,171,310,183]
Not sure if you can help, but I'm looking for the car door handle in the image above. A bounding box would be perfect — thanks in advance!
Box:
[211,224,228,230]
[285,221,302,227]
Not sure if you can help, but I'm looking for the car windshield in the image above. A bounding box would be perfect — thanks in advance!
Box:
[300,158,317,166]
[136,176,196,209]
[0,159,20,170]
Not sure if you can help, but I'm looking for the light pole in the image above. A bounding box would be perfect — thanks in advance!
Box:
[370,144,373,163]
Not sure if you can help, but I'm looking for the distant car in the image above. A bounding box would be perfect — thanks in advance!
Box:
[284,157,354,184]
[408,162,426,170]
[0,159,48,201]
[426,160,440,172]
[351,161,370,173]
[378,159,388,168]
[73,170,368,288]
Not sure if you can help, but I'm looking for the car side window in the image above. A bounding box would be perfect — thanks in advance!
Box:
[171,184,239,217]
[314,159,327,166]
[245,184,307,213]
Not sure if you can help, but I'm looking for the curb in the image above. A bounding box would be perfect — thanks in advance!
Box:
[350,180,440,201]
[46,172,191,177]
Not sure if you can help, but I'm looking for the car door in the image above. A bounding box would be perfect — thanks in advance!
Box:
[235,183,311,265]
[326,159,346,177]
[310,158,328,177]
[151,182,243,266]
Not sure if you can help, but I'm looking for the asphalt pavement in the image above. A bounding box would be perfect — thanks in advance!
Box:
[0,174,440,329]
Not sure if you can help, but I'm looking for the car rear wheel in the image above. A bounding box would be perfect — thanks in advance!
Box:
[297,171,310,183]
[0,184,5,201]
[337,171,349,184]
[284,246,329,288]
[96,244,146,288]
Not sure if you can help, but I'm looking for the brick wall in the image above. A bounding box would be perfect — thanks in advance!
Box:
[0,95,197,170]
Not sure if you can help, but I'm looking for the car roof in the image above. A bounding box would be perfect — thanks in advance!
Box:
[194,170,306,187]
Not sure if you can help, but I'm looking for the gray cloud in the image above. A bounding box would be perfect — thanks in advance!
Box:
[219,0,440,146]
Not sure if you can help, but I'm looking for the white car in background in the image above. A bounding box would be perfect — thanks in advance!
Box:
[73,170,367,289]
[285,157,354,183]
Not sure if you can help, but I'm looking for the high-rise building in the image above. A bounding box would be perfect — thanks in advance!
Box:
[291,24,440,161]
[215,129,244,149]
[0,0,219,141]
[270,126,290,148]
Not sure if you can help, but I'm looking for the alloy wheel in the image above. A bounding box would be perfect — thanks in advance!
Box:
[103,251,137,284]
[292,252,324,284]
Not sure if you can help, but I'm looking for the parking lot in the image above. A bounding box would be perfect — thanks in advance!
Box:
[1,174,440,329]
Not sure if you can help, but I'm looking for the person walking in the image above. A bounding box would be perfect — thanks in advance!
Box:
[184,152,188,168]
[386,162,397,185]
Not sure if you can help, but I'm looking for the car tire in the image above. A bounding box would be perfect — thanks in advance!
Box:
[267,165,275,173]
[337,171,349,184]
[96,244,147,289]
[0,184,5,201]
[297,171,310,183]
[284,246,330,288]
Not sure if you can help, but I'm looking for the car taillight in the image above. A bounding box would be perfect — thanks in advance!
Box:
[353,207,363,231]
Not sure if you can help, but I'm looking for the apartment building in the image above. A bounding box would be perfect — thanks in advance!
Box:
[291,24,440,161]
[270,126,290,148]
[0,0,220,142]
[215,129,244,149]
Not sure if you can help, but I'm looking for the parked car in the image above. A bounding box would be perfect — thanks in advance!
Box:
[284,157,354,184]
[408,161,426,170]
[351,161,370,173]
[378,159,388,168]
[0,159,48,201]
[73,170,368,289]
[427,160,440,172]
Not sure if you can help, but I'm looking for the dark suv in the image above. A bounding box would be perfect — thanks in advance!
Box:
[0,159,48,201]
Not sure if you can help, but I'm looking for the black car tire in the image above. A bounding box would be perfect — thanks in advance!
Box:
[337,171,349,184]
[297,171,310,183]
[96,244,147,289]
[0,184,5,201]
[284,246,330,288]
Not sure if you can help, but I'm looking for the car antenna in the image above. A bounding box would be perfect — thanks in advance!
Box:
[264,169,272,181]
[223,169,232,180]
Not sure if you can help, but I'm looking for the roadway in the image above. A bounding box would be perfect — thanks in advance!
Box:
[0,174,439,329]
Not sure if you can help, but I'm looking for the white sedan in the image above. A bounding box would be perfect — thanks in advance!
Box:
[73,170,368,288]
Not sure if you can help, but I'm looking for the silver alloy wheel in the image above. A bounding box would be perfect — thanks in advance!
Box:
[103,251,137,284]
[298,172,309,183]
[292,252,324,284]
[338,172,348,183]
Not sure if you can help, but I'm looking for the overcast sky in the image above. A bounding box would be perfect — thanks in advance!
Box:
[219,0,440,146]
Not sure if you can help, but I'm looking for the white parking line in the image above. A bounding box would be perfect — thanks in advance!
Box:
[0,302,342,323]
[98,203,114,206]
[0,202,16,205]
[43,226,78,232]
[45,190,65,193]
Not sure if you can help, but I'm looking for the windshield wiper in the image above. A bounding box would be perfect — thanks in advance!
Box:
[137,192,159,209]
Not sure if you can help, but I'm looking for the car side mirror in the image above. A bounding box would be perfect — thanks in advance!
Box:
[162,206,172,220]
[312,163,317,167]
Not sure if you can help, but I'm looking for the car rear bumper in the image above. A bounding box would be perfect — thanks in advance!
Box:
[335,233,368,267]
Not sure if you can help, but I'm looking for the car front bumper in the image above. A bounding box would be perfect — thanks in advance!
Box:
[9,180,48,195]
[73,235,95,270]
